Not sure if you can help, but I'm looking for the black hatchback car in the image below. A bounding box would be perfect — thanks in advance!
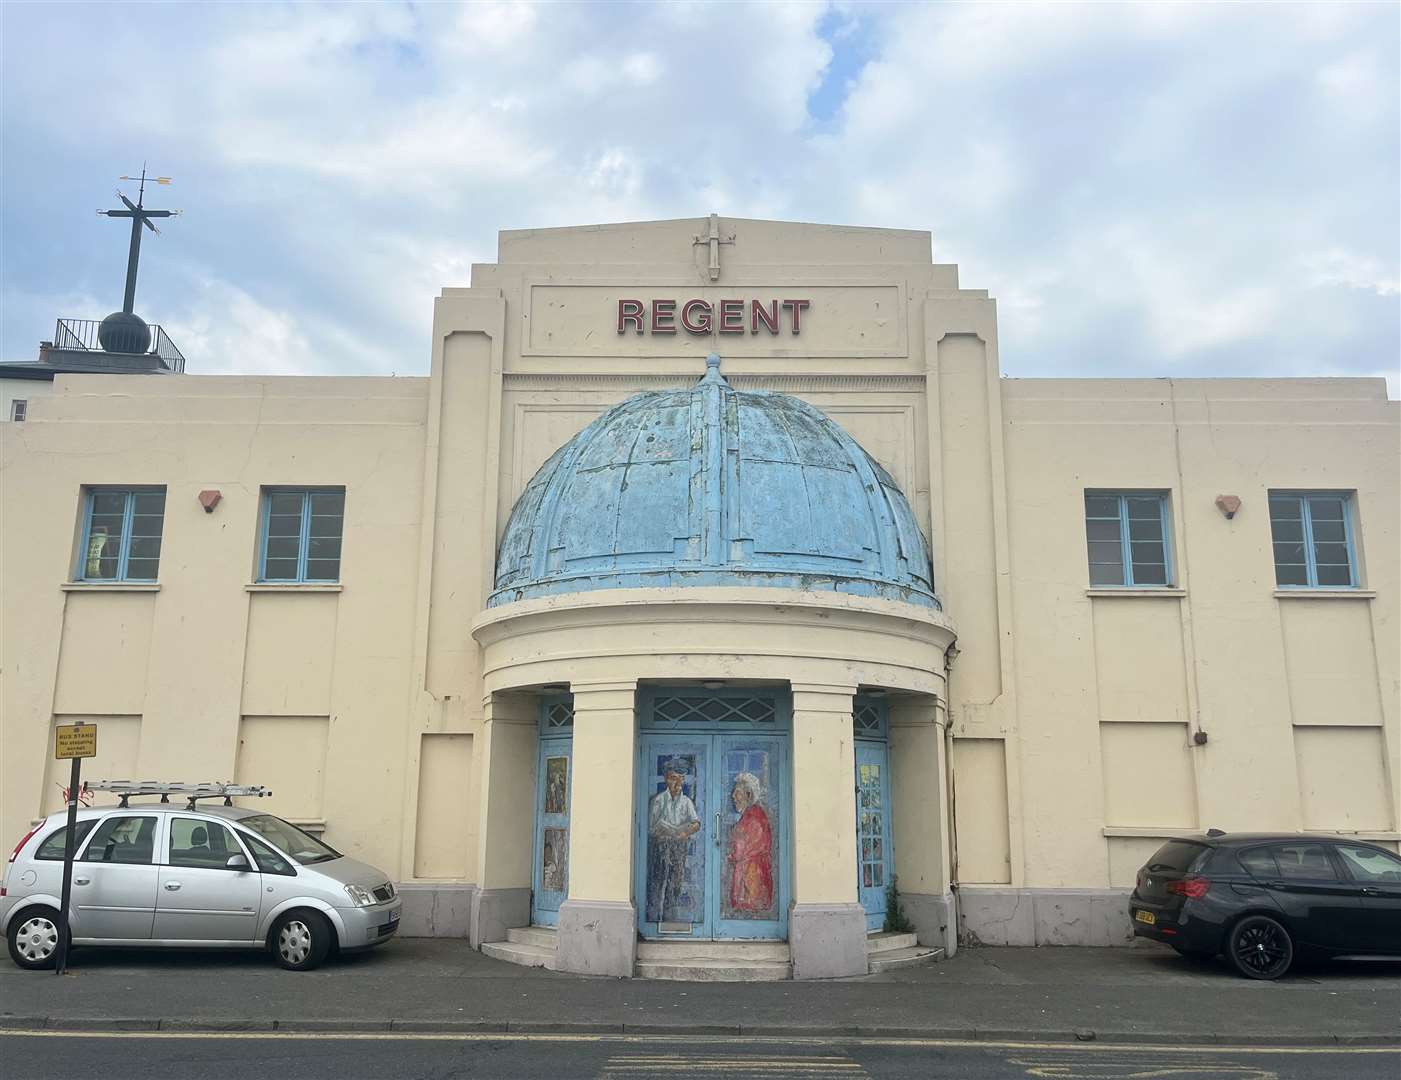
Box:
[1129,833,1401,979]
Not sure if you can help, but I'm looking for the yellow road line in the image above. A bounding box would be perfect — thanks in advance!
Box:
[0,1030,1395,1055]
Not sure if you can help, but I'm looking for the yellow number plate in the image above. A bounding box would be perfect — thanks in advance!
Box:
[1134,909,1156,925]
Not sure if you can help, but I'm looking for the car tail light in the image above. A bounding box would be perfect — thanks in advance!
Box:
[9,825,40,863]
[1167,876,1210,899]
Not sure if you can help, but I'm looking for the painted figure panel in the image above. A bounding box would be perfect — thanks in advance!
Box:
[541,826,568,893]
[646,752,705,927]
[721,746,778,921]
[544,756,569,815]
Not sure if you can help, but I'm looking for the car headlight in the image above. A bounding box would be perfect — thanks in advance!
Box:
[344,884,375,907]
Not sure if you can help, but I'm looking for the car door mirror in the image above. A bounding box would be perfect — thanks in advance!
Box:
[225,853,251,871]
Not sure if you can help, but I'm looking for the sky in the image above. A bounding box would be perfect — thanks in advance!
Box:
[2,1,1397,395]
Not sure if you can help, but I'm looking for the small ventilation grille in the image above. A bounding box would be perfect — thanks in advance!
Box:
[652,695,776,726]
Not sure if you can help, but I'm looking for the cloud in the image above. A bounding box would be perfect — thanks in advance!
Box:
[0,1,1395,398]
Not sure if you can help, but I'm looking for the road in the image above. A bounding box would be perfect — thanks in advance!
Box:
[2,1032,1397,1080]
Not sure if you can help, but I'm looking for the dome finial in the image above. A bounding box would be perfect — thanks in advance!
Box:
[700,352,726,385]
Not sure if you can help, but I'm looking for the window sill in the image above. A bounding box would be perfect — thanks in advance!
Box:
[245,583,343,593]
[61,582,160,593]
[1273,589,1375,600]
[287,818,327,835]
[1086,588,1186,598]
[1302,829,1400,842]
[1102,826,1201,839]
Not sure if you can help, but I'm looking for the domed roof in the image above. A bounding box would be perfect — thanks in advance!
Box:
[489,355,939,609]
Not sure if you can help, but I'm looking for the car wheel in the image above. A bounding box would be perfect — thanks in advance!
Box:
[7,907,64,971]
[1228,915,1293,980]
[271,910,333,971]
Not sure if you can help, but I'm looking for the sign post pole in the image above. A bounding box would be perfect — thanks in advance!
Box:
[52,720,96,976]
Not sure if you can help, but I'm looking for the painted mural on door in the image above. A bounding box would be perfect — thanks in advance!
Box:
[531,697,574,927]
[854,698,894,932]
[636,690,789,940]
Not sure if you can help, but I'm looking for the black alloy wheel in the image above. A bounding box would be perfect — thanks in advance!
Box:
[1228,914,1293,980]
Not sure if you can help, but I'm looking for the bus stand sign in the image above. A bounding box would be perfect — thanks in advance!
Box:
[55,722,97,759]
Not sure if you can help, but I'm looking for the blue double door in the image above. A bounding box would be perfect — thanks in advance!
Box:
[636,731,789,940]
[856,740,893,932]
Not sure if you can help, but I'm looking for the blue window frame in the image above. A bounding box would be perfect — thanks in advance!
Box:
[1268,492,1357,588]
[1084,491,1172,587]
[258,488,345,583]
[77,487,166,582]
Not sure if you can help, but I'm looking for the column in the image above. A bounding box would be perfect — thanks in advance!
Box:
[469,691,536,946]
[556,679,639,977]
[889,693,957,956]
[789,682,867,979]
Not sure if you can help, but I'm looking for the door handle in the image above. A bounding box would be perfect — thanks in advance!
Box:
[164,882,182,891]
[74,877,90,886]
[714,812,721,848]
[1360,887,1380,897]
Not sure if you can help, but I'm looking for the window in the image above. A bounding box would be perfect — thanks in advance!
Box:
[1237,847,1279,878]
[10,399,27,422]
[35,820,97,860]
[1084,492,1171,587]
[239,831,295,875]
[258,488,344,582]
[168,817,247,870]
[1268,492,1357,588]
[79,488,166,581]
[237,814,341,865]
[79,816,157,864]
[1335,845,1401,884]
[1270,843,1336,880]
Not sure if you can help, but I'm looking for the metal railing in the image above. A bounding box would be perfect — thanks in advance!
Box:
[53,318,186,372]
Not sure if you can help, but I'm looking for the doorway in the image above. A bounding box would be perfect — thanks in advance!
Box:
[854,697,894,932]
[530,696,574,927]
[634,688,791,941]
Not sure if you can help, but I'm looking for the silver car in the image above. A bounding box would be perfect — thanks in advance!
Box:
[2,803,401,971]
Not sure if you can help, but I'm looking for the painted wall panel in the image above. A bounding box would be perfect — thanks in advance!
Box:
[1280,602,1384,726]
[233,715,329,823]
[53,594,155,716]
[1092,600,1189,722]
[952,738,1011,884]
[240,595,336,716]
[1294,726,1393,830]
[1107,836,1165,888]
[1100,722,1196,828]
[414,733,475,879]
[42,715,141,815]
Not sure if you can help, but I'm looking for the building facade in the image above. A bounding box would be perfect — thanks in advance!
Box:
[2,217,1396,978]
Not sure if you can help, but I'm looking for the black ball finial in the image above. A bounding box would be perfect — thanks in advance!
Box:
[98,311,152,354]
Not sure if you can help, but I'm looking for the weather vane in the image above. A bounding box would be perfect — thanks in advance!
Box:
[95,165,181,352]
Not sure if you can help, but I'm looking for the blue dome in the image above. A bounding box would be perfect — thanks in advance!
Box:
[489,355,939,608]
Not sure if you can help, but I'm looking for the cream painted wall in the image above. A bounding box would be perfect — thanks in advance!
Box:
[3,217,1396,907]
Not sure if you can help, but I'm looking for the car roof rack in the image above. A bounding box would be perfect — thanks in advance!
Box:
[84,780,273,810]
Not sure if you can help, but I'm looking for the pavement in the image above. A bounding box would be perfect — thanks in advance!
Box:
[1,938,1398,1047]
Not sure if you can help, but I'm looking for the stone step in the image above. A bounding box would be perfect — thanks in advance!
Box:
[506,926,558,948]
[866,931,918,954]
[636,940,790,962]
[867,945,944,974]
[635,957,792,982]
[481,940,556,970]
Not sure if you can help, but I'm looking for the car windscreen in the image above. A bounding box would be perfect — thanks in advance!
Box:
[1143,840,1208,873]
[236,814,342,865]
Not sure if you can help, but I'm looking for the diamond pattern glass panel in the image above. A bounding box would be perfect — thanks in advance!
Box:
[853,703,882,735]
[652,695,776,726]
[545,701,574,728]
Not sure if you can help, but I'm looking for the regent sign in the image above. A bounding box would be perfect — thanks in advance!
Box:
[618,298,810,336]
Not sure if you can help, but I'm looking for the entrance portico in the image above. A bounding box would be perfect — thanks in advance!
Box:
[470,589,955,978]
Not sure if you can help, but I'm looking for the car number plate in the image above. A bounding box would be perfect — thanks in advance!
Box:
[388,911,400,924]
[1134,909,1155,925]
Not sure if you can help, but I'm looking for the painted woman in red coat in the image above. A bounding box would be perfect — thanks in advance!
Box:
[727,772,774,915]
